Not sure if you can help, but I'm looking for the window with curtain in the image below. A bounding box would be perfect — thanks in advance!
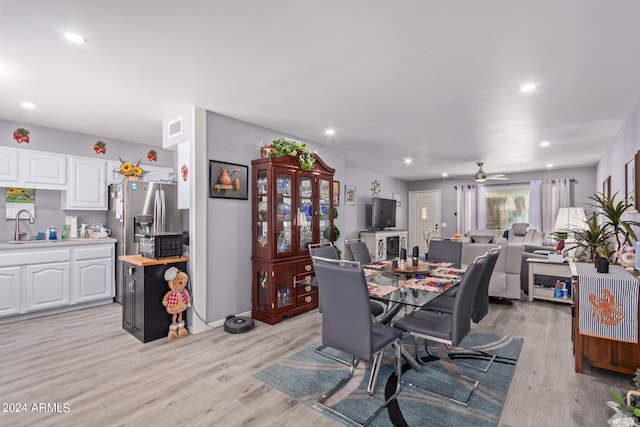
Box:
[484,185,530,230]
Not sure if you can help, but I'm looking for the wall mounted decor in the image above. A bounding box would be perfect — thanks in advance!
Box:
[371,180,381,197]
[93,141,106,154]
[13,128,30,144]
[209,160,248,199]
[147,150,157,162]
[603,175,611,199]
[333,180,340,206]
[345,185,356,205]
[625,152,639,211]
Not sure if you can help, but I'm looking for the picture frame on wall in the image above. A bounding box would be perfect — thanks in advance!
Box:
[345,185,356,205]
[333,181,340,206]
[624,152,639,211]
[602,175,611,200]
[209,160,248,199]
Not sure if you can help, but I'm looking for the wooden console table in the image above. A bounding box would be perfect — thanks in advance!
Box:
[571,262,640,375]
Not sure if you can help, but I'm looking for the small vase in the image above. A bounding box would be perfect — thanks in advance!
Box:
[596,256,609,273]
[125,176,141,181]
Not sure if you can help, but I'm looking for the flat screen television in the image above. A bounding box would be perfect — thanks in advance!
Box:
[371,197,396,230]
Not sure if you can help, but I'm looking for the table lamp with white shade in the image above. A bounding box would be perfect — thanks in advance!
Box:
[553,207,587,257]
[553,207,587,238]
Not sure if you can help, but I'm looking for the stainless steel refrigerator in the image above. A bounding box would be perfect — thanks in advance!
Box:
[107,181,183,303]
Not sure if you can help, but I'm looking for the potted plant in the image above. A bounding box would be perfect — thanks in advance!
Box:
[589,191,640,257]
[268,138,316,171]
[608,368,640,425]
[572,191,639,269]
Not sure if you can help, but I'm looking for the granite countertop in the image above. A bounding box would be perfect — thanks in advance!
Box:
[0,237,117,249]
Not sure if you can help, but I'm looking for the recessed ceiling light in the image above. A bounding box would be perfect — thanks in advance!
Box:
[546,163,553,168]
[403,158,413,165]
[540,141,550,147]
[64,32,87,44]
[520,83,537,92]
[21,102,36,109]
[324,129,335,136]
[442,172,448,177]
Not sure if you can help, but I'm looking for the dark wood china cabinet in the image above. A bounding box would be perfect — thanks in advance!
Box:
[251,153,334,324]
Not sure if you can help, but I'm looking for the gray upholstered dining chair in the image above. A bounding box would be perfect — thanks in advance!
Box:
[393,254,488,406]
[308,242,339,260]
[344,238,372,264]
[309,242,384,318]
[420,247,501,372]
[312,256,403,426]
[427,239,462,268]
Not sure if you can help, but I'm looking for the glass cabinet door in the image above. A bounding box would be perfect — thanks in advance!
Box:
[298,175,313,251]
[274,268,295,310]
[318,178,332,243]
[256,169,269,249]
[275,171,293,256]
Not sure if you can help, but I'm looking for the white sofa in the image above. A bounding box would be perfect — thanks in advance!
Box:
[461,240,523,299]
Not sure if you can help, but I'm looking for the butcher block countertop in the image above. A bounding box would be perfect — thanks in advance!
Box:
[119,254,189,266]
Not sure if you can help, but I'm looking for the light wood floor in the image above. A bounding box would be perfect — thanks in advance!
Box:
[0,300,629,426]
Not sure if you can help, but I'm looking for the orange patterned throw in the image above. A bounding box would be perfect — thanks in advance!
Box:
[589,289,624,326]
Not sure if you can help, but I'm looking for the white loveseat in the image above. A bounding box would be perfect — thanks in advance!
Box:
[461,238,523,299]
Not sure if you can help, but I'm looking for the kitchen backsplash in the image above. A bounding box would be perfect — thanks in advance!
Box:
[0,188,107,241]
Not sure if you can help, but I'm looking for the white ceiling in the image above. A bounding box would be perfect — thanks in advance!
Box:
[2,1,640,181]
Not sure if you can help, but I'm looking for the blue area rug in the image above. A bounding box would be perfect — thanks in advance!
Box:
[254,332,523,426]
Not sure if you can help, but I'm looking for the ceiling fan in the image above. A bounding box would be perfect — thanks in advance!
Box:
[470,162,508,182]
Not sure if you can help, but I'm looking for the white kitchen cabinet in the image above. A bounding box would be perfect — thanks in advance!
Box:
[24,262,71,312]
[0,267,21,318]
[0,240,116,324]
[20,150,67,189]
[73,244,114,303]
[0,147,19,182]
[75,259,113,303]
[63,157,107,210]
[0,147,67,190]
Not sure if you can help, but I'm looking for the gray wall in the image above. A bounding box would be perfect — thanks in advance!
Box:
[205,112,346,321]
[408,165,597,237]
[0,119,176,240]
[343,166,409,241]
[597,97,640,225]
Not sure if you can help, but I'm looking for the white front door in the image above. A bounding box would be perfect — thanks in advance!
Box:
[408,191,441,254]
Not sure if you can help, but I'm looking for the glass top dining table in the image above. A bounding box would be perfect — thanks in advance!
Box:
[363,260,464,308]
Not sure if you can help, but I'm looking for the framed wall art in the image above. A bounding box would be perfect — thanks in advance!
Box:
[345,185,356,205]
[333,180,340,206]
[602,175,611,199]
[209,160,248,199]
[624,152,639,211]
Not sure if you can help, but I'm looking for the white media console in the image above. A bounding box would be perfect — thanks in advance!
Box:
[359,230,408,262]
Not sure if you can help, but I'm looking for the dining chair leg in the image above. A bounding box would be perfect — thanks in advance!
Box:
[316,342,402,427]
[366,351,384,395]
[401,340,479,407]
[444,344,497,373]
[315,344,359,368]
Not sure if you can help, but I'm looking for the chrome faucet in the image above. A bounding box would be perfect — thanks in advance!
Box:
[15,209,35,241]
